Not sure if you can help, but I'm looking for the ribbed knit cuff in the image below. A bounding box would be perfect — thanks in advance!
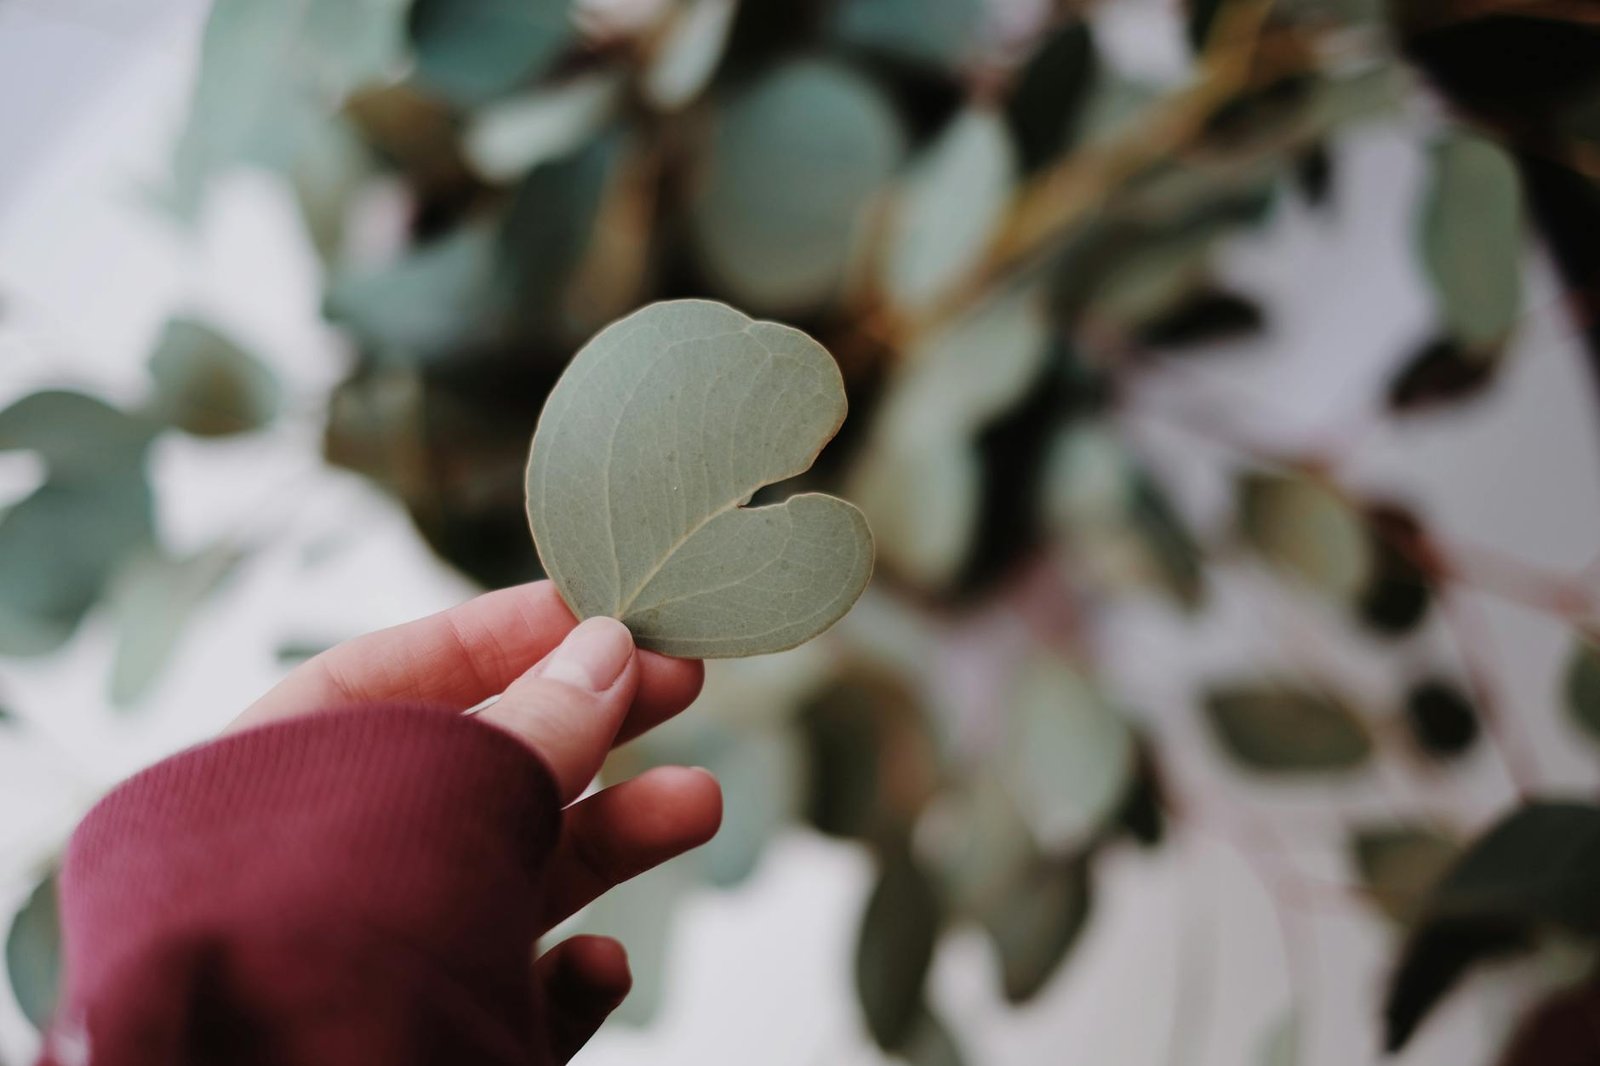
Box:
[53,705,564,1066]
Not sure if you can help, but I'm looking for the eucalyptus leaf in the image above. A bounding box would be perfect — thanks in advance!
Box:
[855,845,941,1051]
[0,477,155,656]
[464,73,623,182]
[1006,18,1097,173]
[5,869,61,1032]
[148,319,282,437]
[408,0,574,105]
[575,858,694,1025]
[1420,132,1524,349]
[109,545,242,706]
[851,288,1048,590]
[690,59,905,314]
[0,391,157,481]
[1563,636,1600,743]
[979,853,1091,1003]
[1238,472,1372,601]
[644,0,738,111]
[831,0,983,72]
[1204,683,1372,773]
[884,108,1017,312]
[325,226,500,360]
[1006,656,1134,849]
[526,300,873,658]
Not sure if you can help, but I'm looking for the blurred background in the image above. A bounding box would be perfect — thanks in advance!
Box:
[3,0,1600,1063]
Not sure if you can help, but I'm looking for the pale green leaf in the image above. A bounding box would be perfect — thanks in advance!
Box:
[885,108,1017,311]
[1420,132,1523,349]
[148,319,282,437]
[643,0,738,111]
[0,391,158,482]
[1205,682,1372,773]
[108,545,241,706]
[575,858,694,1025]
[1006,656,1134,849]
[464,73,623,182]
[408,0,574,105]
[850,288,1048,590]
[1238,472,1372,601]
[690,59,905,314]
[6,869,60,1032]
[525,300,874,658]
[325,226,499,360]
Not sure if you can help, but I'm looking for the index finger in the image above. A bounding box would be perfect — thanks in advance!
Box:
[234,581,703,737]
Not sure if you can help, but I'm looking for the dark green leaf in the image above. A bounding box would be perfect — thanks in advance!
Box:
[148,319,281,437]
[690,58,905,314]
[903,1008,967,1066]
[1563,636,1600,744]
[6,869,61,1031]
[408,0,574,105]
[1130,473,1205,610]
[1005,18,1096,174]
[1356,504,1432,635]
[856,845,941,1050]
[1387,334,1500,412]
[980,854,1091,1003]
[1204,683,1372,773]
[1404,678,1479,758]
[1352,825,1458,924]
[1385,802,1600,1050]
[799,669,936,841]
[1136,288,1265,350]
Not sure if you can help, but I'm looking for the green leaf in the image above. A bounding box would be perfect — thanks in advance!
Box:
[1238,472,1372,601]
[525,300,874,658]
[1005,18,1097,173]
[1204,683,1372,773]
[831,0,983,72]
[903,1009,968,1066]
[1006,656,1134,848]
[6,869,61,1032]
[850,288,1048,590]
[980,854,1091,1003]
[1420,132,1524,349]
[1385,802,1600,1051]
[464,73,623,182]
[1386,334,1500,412]
[690,58,905,314]
[1564,636,1600,744]
[325,226,500,360]
[884,108,1017,312]
[407,0,574,105]
[148,319,282,437]
[108,545,242,706]
[0,476,155,656]
[0,391,158,481]
[1352,825,1458,925]
[855,845,941,1051]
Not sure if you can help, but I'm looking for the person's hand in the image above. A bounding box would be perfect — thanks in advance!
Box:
[231,581,719,1062]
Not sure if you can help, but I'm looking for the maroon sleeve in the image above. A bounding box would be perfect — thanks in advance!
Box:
[39,705,564,1066]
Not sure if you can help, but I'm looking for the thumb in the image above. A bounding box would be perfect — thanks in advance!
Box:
[476,615,639,801]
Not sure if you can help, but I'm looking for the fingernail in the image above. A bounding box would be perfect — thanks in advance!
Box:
[539,616,633,693]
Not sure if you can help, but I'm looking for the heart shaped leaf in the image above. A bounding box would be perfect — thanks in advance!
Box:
[525,300,874,658]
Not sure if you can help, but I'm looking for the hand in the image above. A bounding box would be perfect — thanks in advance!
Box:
[231,581,719,1062]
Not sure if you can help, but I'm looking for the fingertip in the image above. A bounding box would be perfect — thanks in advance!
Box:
[641,765,723,845]
[560,935,632,1000]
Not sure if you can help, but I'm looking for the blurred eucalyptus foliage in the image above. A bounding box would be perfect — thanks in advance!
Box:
[6,0,1600,1061]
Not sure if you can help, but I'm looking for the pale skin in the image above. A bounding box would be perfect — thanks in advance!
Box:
[229,580,721,1063]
